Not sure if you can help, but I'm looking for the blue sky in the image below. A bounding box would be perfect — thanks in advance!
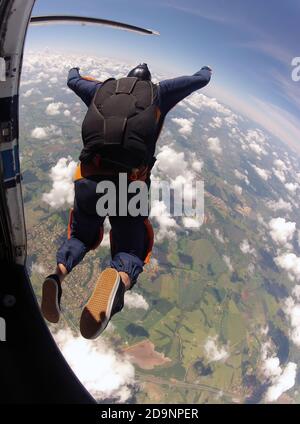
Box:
[27,0,300,152]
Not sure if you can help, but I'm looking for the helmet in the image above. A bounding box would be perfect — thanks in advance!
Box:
[127,63,151,81]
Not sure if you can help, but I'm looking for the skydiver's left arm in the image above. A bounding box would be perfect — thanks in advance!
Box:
[158,67,212,115]
[67,68,102,107]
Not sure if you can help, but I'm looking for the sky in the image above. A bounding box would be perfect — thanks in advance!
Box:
[26,0,300,153]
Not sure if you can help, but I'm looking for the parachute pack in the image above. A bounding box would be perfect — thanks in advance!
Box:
[80,77,159,169]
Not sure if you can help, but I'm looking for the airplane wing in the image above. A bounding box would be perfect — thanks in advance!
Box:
[30,15,160,36]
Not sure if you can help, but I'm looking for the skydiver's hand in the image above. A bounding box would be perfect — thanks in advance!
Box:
[201,66,212,74]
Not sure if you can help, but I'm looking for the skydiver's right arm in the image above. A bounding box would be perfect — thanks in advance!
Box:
[67,68,102,107]
[158,66,212,115]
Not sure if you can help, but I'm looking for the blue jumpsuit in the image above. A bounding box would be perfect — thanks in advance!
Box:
[56,67,211,284]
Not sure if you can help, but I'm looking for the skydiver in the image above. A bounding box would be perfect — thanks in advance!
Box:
[41,63,212,339]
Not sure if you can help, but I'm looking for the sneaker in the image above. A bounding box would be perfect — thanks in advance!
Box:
[41,274,62,323]
[80,268,125,339]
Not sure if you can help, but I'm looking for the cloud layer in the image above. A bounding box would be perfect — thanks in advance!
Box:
[261,341,297,402]
[204,336,229,362]
[42,157,77,208]
[54,328,136,402]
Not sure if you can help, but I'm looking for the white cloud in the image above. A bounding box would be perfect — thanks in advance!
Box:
[207,83,300,154]
[223,255,233,272]
[295,173,300,184]
[239,239,256,255]
[207,137,222,155]
[242,129,269,156]
[37,71,50,79]
[263,356,282,380]
[185,106,198,116]
[230,127,237,136]
[54,328,136,402]
[31,124,62,139]
[249,142,267,156]
[245,129,267,145]
[250,98,300,154]
[150,145,204,241]
[99,220,112,248]
[284,295,300,347]
[124,292,149,310]
[261,341,297,402]
[251,164,271,181]
[265,362,297,402]
[269,217,296,247]
[182,216,201,228]
[46,102,64,116]
[215,228,225,243]
[274,159,288,171]
[192,160,203,173]
[20,78,42,87]
[257,213,268,228]
[154,145,187,179]
[273,167,286,183]
[224,114,238,126]
[183,92,233,116]
[49,125,63,137]
[23,88,37,97]
[49,76,58,84]
[292,285,300,301]
[234,185,242,195]
[266,198,292,212]
[275,253,300,282]
[285,182,298,194]
[172,117,195,137]
[234,169,250,185]
[64,109,71,117]
[150,200,178,242]
[31,127,48,139]
[209,116,222,128]
[72,117,80,124]
[204,336,229,362]
[42,157,77,208]
[100,232,111,248]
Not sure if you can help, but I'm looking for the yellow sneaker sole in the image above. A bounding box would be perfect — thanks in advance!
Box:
[80,268,120,339]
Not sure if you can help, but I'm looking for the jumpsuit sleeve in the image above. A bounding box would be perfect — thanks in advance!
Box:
[158,67,212,115]
[67,68,102,107]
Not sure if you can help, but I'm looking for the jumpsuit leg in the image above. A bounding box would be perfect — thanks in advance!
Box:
[56,178,105,273]
[109,215,147,287]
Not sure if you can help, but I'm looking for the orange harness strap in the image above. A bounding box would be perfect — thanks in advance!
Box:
[82,75,101,82]
[73,162,151,183]
[128,165,150,182]
[67,208,74,240]
[143,218,154,264]
[73,163,83,181]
